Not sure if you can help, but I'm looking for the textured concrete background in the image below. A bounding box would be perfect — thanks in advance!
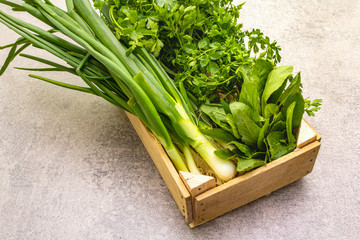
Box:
[0,0,359,239]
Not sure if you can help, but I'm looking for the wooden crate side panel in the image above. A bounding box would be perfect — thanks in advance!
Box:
[193,141,321,225]
[126,113,193,223]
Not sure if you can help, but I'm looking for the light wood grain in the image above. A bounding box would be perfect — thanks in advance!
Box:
[179,171,216,197]
[296,119,318,148]
[179,171,216,228]
[126,113,193,223]
[192,141,321,226]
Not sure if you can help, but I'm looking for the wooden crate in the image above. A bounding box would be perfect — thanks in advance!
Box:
[126,113,321,227]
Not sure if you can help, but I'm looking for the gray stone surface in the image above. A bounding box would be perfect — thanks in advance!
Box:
[0,0,359,239]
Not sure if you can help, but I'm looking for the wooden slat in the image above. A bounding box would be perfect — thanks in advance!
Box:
[126,113,193,223]
[193,141,321,226]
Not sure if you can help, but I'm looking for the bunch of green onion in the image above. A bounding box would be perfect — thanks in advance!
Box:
[0,0,237,181]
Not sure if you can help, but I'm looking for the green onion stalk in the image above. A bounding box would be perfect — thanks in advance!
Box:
[0,0,236,181]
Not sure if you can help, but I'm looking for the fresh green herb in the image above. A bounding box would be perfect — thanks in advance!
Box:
[305,98,322,116]
[94,0,282,102]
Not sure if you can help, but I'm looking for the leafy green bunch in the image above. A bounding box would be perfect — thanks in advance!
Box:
[94,0,321,173]
[200,59,308,173]
[94,0,282,103]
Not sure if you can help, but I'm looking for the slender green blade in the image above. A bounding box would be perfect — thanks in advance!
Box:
[29,74,94,94]
[0,40,30,76]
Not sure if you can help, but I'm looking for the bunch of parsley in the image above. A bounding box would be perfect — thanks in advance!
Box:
[94,0,282,103]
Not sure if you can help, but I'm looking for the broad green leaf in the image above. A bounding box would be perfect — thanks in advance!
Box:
[252,152,266,159]
[281,92,304,128]
[266,131,294,160]
[270,111,284,127]
[220,99,231,115]
[215,148,238,160]
[250,58,274,94]
[264,103,279,119]
[270,120,286,132]
[264,140,271,163]
[286,101,297,143]
[230,102,261,146]
[268,76,287,104]
[200,104,231,131]
[261,66,293,111]
[228,141,253,158]
[236,158,266,174]
[239,82,261,118]
[226,113,240,138]
[278,72,301,106]
[257,119,270,150]
[199,128,237,143]
[230,101,260,126]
